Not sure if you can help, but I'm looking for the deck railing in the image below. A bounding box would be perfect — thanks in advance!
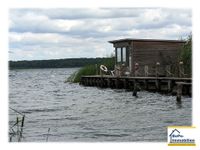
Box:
[113,62,191,78]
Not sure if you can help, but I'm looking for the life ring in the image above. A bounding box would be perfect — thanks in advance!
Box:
[100,65,108,72]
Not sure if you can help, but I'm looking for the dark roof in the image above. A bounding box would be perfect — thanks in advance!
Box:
[108,38,186,43]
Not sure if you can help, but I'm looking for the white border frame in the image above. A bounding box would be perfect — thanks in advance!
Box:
[1,0,200,150]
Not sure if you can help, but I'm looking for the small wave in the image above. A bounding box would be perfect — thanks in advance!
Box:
[47,116,81,121]
[9,74,15,77]
[27,120,38,124]
[48,118,63,121]
[82,127,95,130]
[52,89,61,93]
[164,120,175,124]
[93,133,129,137]
[64,116,81,120]
[22,108,59,114]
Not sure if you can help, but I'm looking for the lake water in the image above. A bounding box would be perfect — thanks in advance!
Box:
[9,68,192,142]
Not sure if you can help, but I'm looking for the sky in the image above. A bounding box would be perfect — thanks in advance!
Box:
[9,8,192,61]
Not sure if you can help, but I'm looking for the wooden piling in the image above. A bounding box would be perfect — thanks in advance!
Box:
[133,80,138,97]
[123,79,129,89]
[107,78,111,87]
[176,82,183,102]
[100,78,104,88]
[167,80,172,93]
[115,78,119,89]
[144,80,148,90]
[21,115,25,127]
[155,79,160,92]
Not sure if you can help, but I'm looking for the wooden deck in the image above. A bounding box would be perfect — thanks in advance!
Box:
[80,75,192,97]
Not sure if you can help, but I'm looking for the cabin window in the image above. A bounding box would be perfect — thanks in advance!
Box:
[122,47,126,62]
[117,48,121,62]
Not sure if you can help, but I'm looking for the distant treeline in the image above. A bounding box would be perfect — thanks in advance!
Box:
[9,57,114,69]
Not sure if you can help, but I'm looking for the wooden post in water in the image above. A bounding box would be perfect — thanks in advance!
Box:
[115,78,119,89]
[20,115,25,138]
[123,79,128,89]
[144,80,148,90]
[88,78,91,86]
[21,115,25,127]
[90,78,93,86]
[109,79,113,88]
[85,78,88,86]
[107,78,111,88]
[46,128,50,142]
[95,78,98,87]
[133,80,138,97]
[155,79,160,92]
[99,78,103,88]
[101,78,105,88]
[81,77,84,85]
[176,82,183,102]
[16,117,19,130]
[98,78,101,87]
[94,78,97,86]
[167,80,172,93]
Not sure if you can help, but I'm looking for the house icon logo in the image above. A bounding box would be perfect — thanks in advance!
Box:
[169,129,184,143]
[168,126,196,146]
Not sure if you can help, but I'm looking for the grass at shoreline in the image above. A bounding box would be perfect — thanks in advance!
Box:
[66,57,115,83]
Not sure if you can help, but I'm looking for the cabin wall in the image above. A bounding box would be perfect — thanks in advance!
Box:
[131,41,184,76]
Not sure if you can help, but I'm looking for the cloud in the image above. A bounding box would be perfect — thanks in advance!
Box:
[10,8,142,20]
[9,8,192,60]
[9,32,112,60]
[9,11,82,34]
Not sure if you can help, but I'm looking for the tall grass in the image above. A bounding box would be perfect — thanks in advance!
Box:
[67,57,115,83]
[180,35,192,76]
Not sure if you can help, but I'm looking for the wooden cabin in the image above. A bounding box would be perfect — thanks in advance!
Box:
[109,38,185,77]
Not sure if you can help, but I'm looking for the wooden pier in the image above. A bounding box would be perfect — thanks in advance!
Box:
[80,76,192,99]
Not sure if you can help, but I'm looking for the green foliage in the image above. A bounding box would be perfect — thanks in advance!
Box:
[180,35,192,76]
[67,57,115,83]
